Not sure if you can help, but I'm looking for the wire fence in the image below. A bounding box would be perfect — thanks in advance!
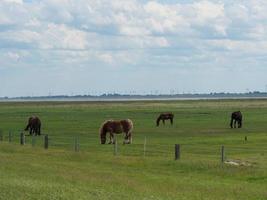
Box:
[0,129,266,165]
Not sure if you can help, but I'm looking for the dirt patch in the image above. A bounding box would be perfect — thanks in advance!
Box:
[224,159,255,167]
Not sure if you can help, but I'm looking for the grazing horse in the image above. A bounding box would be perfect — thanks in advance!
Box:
[99,119,133,144]
[24,116,41,136]
[230,111,242,128]
[156,113,174,126]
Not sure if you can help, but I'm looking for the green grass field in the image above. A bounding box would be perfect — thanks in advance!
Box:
[0,99,266,200]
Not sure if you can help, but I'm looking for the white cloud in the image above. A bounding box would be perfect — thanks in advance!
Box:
[25,18,41,27]
[2,0,23,4]
[1,0,267,96]
[6,52,20,60]
[39,23,88,49]
[193,1,225,21]
[0,0,28,25]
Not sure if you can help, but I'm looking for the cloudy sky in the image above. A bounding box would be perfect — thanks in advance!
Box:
[1,0,267,97]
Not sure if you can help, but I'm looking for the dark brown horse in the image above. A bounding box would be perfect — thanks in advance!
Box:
[24,116,41,136]
[99,119,133,144]
[230,111,242,128]
[156,113,174,126]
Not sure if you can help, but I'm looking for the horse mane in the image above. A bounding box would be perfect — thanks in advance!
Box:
[99,120,109,137]
[156,116,161,126]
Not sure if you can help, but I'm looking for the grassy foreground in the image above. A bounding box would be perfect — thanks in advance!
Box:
[0,99,266,200]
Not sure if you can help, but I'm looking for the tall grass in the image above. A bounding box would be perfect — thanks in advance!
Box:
[0,99,266,199]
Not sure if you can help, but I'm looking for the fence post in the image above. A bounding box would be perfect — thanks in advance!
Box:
[144,136,147,157]
[221,145,225,163]
[8,131,12,142]
[175,144,180,160]
[20,132,25,145]
[74,137,79,152]
[44,135,49,149]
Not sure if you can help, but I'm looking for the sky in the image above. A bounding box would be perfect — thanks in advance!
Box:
[1,0,267,97]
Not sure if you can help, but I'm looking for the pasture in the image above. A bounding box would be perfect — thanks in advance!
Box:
[0,99,266,200]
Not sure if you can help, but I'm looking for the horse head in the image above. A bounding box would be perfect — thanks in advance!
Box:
[100,135,106,144]
[99,121,108,144]
[99,128,107,144]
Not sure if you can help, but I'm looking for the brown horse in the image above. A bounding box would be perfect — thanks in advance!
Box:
[230,111,242,128]
[99,119,133,144]
[156,113,174,126]
[24,116,41,136]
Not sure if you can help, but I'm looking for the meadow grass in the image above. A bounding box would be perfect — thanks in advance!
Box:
[0,99,266,200]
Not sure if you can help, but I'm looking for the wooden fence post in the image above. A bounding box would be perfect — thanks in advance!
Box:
[175,144,180,160]
[8,131,12,142]
[20,132,25,145]
[74,137,79,152]
[221,145,225,163]
[44,135,49,149]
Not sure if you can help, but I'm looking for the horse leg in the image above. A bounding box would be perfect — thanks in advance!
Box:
[128,132,132,144]
[170,118,173,125]
[234,120,237,128]
[108,133,113,144]
[163,119,165,125]
[111,133,116,144]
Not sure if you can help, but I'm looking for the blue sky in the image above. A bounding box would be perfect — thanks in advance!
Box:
[0,0,267,97]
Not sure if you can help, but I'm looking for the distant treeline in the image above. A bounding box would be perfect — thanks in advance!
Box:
[1,91,267,100]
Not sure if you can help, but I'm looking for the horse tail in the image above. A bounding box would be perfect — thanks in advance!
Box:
[156,116,161,126]
[170,113,174,124]
[126,119,133,144]
[126,119,133,132]
[230,114,234,128]
[38,122,41,135]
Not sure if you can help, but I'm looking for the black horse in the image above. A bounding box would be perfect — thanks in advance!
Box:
[156,113,174,126]
[24,116,41,136]
[230,111,242,128]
